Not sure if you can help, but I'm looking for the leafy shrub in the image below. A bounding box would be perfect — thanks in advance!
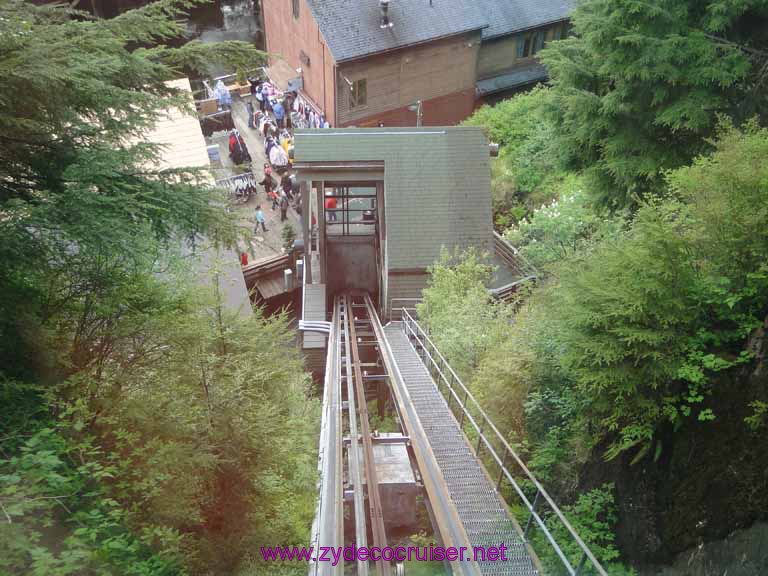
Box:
[464,87,566,225]
[504,175,624,269]
[538,124,768,458]
[532,484,635,575]
[417,249,512,380]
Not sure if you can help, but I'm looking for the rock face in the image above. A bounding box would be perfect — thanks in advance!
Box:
[581,317,768,567]
[640,522,768,576]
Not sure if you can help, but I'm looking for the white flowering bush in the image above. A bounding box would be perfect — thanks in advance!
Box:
[504,175,623,269]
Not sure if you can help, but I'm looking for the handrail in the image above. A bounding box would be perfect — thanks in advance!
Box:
[308,301,344,576]
[400,308,608,576]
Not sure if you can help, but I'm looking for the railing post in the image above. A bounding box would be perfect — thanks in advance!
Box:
[574,552,588,576]
[496,451,508,490]
[523,489,540,541]
[476,421,485,457]
[458,390,469,427]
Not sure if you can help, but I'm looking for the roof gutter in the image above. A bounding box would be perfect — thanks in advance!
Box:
[482,17,570,41]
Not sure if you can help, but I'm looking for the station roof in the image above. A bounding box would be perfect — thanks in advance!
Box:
[294,127,493,271]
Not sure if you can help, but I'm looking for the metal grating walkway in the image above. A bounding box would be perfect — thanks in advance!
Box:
[384,324,538,576]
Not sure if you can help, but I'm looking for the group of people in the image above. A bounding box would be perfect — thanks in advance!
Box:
[255,164,297,233]
[240,74,332,241]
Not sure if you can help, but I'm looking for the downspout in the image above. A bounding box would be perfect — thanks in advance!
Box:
[322,38,327,121]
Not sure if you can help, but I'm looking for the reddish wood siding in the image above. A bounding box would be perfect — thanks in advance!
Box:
[335,32,481,127]
[262,0,337,124]
[348,90,477,127]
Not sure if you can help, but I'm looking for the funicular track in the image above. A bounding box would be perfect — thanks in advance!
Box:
[309,293,607,576]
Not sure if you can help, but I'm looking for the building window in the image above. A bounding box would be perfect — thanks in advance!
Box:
[323,184,378,237]
[350,78,367,109]
[553,22,569,41]
[292,0,299,19]
[517,30,545,58]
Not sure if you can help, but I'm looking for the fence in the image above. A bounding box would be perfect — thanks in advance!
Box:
[400,308,608,576]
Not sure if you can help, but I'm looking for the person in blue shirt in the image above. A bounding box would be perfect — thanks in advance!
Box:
[272,101,285,130]
[254,205,267,233]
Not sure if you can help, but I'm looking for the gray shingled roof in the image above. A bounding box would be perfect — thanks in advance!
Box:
[294,127,493,270]
[477,63,548,95]
[305,0,489,63]
[475,0,575,40]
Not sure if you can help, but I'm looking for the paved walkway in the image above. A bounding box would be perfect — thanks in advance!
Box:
[206,96,301,264]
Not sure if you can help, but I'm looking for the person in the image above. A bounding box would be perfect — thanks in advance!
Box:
[255,82,265,112]
[240,251,249,267]
[325,192,337,221]
[246,100,255,128]
[279,191,289,222]
[280,173,293,200]
[271,187,280,211]
[282,96,293,130]
[254,205,267,233]
[258,165,276,198]
[214,80,232,110]
[272,100,285,130]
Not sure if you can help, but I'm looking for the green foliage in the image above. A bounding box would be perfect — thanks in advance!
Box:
[464,87,565,225]
[0,424,183,576]
[535,124,768,458]
[540,0,768,210]
[417,249,512,380]
[533,484,635,575]
[0,2,308,574]
[0,0,262,372]
[504,175,625,269]
[745,401,768,431]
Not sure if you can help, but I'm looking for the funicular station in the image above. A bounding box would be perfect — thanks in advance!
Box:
[293,128,607,576]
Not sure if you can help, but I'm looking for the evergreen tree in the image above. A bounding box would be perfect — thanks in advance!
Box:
[541,0,768,210]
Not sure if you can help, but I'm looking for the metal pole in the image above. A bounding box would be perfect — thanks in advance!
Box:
[496,451,508,490]
[523,489,540,540]
[574,552,588,576]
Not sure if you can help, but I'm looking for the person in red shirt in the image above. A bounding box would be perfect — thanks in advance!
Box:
[324,194,337,221]
[240,252,249,267]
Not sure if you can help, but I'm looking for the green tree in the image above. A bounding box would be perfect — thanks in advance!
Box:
[0,2,319,574]
[539,124,768,458]
[0,0,263,377]
[541,0,768,210]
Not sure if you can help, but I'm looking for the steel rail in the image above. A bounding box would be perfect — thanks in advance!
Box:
[339,297,370,576]
[364,295,482,576]
[348,294,392,576]
[400,309,608,576]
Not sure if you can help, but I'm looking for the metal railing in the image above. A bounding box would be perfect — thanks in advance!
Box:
[388,297,421,321]
[400,309,608,576]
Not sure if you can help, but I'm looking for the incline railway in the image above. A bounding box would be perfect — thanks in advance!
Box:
[307,293,607,576]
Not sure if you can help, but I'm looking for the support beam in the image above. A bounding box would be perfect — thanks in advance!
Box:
[301,180,311,284]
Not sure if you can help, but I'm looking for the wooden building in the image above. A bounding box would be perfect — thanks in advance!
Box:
[262,0,574,127]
